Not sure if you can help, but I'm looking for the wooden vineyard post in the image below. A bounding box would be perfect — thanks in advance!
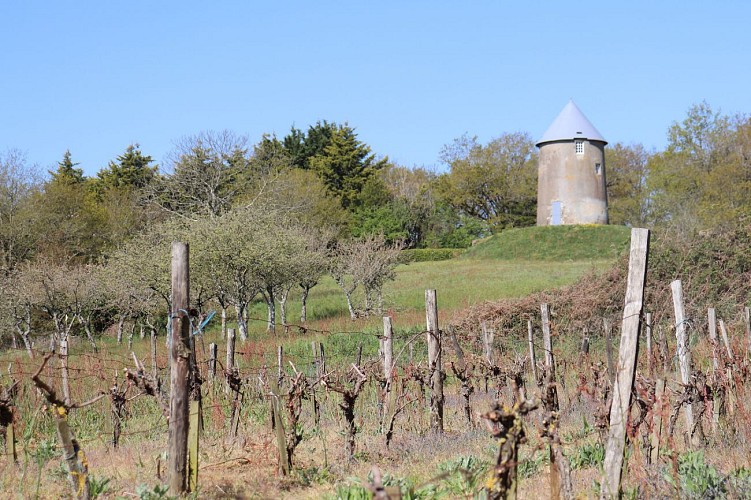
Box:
[383,317,394,383]
[648,311,664,463]
[707,308,720,433]
[310,342,320,425]
[269,377,290,475]
[540,304,557,407]
[708,309,720,372]
[601,227,650,499]
[312,342,320,377]
[225,328,236,395]
[650,378,665,464]
[719,318,737,418]
[541,304,554,371]
[151,328,158,379]
[658,323,670,375]
[719,319,734,361]
[1,379,18,464]
[226,328,236,370]
[188,399,200,492]
[482,321,495,365]
[208,343,217,381]
[581,328,590,356]
[425,289,443,434]
[381,316,395,432]
[604,318,615,385]
[672,279,700,447]
[645,313,653,374]
[744,306,751,359]
[60,336,71,407]
[540,303,564,498]
[277,346,283,383]
[168,241,191,494]
[670,280,704,446]
[528,320,538,383]
[7,413,15,464]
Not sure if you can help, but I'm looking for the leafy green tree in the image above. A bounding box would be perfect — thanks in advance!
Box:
[266,168,350,232]
[666,101,731,172]
[363,164,488,248]
[101,243,159,343]
[380,165,445,247]
[250,215,308,333]
[236,133,352,234]
[282,121,339,170]
[189,209,259,340]
[647,102,751,231]
[425,209,490,248]
[436,132,537,229]
[309,126,389,209]
[104,220,188,340]
[36,151,107,262]
[152,130,249,219]
[50,150,85,185]
[233,133,295,208]
[381,165,436,206]
[249,134,290,174]
[350,202,413,245]
[190,205,315,336]
[605,143,651,226]
[281,121,388,210]
[96,144,157,192]
[0,150,42,273]
[91,145,162,252]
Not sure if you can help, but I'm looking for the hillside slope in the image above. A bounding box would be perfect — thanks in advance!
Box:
[452,224,751,345]
[463,224,631,261]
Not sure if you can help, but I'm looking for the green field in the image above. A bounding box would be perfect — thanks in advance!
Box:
[462,224,631,261]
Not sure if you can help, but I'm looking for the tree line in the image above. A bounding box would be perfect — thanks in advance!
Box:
[0,102,749,348]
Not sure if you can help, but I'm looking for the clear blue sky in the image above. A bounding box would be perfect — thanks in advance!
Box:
[2,2,750,176]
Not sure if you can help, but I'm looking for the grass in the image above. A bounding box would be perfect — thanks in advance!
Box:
[462,224,630,261]
[386,258,611,312]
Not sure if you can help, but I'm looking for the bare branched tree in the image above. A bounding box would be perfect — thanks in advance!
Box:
[150,130,250,219]
[0,149,42,274]
[331,234,402,320]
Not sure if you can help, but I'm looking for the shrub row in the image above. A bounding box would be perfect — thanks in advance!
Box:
[399,248,465,263]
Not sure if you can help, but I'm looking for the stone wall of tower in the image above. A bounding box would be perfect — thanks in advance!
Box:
[536,139,608,226]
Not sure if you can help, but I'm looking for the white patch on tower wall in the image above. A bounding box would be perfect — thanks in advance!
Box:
[551,201,563,225]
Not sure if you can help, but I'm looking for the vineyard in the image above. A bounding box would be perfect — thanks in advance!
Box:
[0,227,750,498]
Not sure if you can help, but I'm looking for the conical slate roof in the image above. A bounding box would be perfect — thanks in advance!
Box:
[536,100,607,147]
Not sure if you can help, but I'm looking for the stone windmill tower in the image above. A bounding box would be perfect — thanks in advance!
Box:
[536,100,608,226]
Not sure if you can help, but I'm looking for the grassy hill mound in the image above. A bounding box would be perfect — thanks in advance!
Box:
[453,223,751,346]
[462,224,631,261]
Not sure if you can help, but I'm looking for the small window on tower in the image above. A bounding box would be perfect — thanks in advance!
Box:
[575,140,584,154]
[595,163,602,175]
